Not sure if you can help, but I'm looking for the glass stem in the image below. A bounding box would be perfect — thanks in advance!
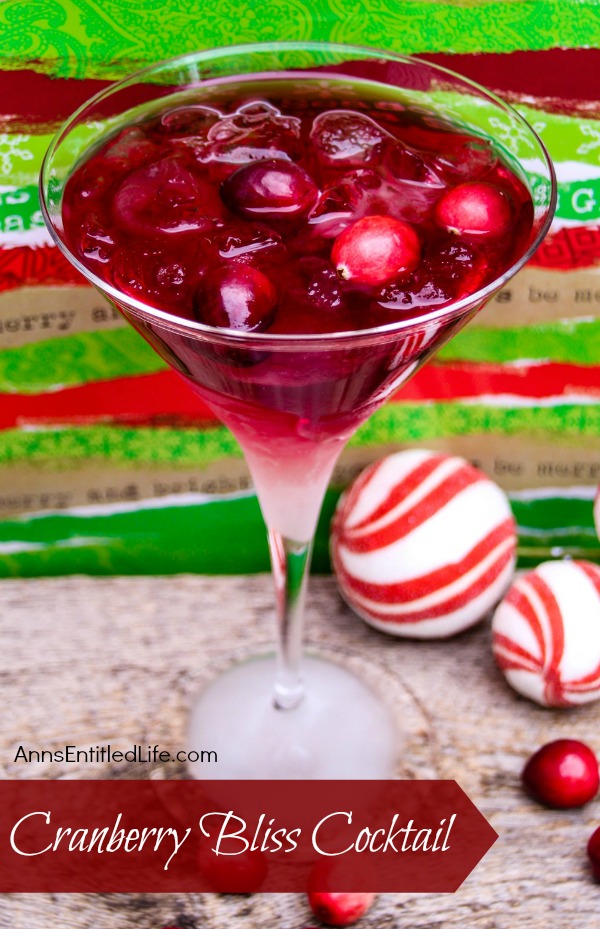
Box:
[267,528,314,711]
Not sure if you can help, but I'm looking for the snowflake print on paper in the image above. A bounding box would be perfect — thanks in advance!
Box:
[487,116,546,157]
[0,135,34,178]
[577,124,600,159]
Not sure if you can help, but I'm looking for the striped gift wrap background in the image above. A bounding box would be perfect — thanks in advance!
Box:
[0,0,599,576]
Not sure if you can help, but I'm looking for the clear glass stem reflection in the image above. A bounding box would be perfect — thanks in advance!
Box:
[268,529,313,710]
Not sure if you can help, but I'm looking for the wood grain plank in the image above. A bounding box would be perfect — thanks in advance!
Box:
[1,575,598,927]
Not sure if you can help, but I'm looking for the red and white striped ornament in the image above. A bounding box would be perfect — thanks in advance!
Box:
[492,560,600,707]
[330,449,517,638]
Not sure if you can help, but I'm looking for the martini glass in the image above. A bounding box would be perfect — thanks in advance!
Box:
[40,42,555,779]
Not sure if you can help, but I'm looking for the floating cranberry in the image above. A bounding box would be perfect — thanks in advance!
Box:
[297,258,345,312]
[522,739,600,808]
[111,239,204,308]
[221,158,318,221]
[332,214,421,286]
[194,264,276,332]
[112,156,223,237]
[587,826,600,881]
[307,892,376,927]
[434,181,512,237]
[402,240,490,304]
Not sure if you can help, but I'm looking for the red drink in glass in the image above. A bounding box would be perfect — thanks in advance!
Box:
[61,80,533,540]
[43,45,555,777]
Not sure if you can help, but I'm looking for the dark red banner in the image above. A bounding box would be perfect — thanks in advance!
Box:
[0,780,497,893]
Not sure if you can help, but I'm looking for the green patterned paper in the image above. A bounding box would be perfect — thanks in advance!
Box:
[1,1,599,81]
[0,329,164,394]
[0,403,599,469]
[0,488,595,577]
[0,0,599,579]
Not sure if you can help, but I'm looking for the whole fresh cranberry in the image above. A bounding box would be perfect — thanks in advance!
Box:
[332,214,421,286]
[111,239,205,309]
[221,158,318,221]
[522,739,599,808]
[194,264,276,332]
[112,156,223,237]
[307,891,376,927]
[297,258,345,312]
[434,181,512,237]
[587,825,600,881]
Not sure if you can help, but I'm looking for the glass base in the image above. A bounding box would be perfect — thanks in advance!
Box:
[187,654,399,779]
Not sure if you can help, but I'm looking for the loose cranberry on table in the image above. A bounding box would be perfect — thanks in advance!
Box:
[522,739,600,808]
[307,891,376,927]
[587,825,600,881]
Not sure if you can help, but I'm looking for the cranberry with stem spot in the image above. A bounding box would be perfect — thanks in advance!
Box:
[434,181,512,238]
[522,739,599,808]
[221,158,318,222]
[194,264,277,332]
[332,214,421,287]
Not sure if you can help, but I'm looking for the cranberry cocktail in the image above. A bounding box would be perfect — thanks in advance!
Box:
[61,79,533,540]
[43,45,554,777]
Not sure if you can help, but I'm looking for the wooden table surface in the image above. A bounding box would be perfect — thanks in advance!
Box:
[2,573,599,928]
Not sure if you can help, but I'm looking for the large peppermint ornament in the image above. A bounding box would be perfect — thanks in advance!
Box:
[330,449,517,638]
[492,560,600,707]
